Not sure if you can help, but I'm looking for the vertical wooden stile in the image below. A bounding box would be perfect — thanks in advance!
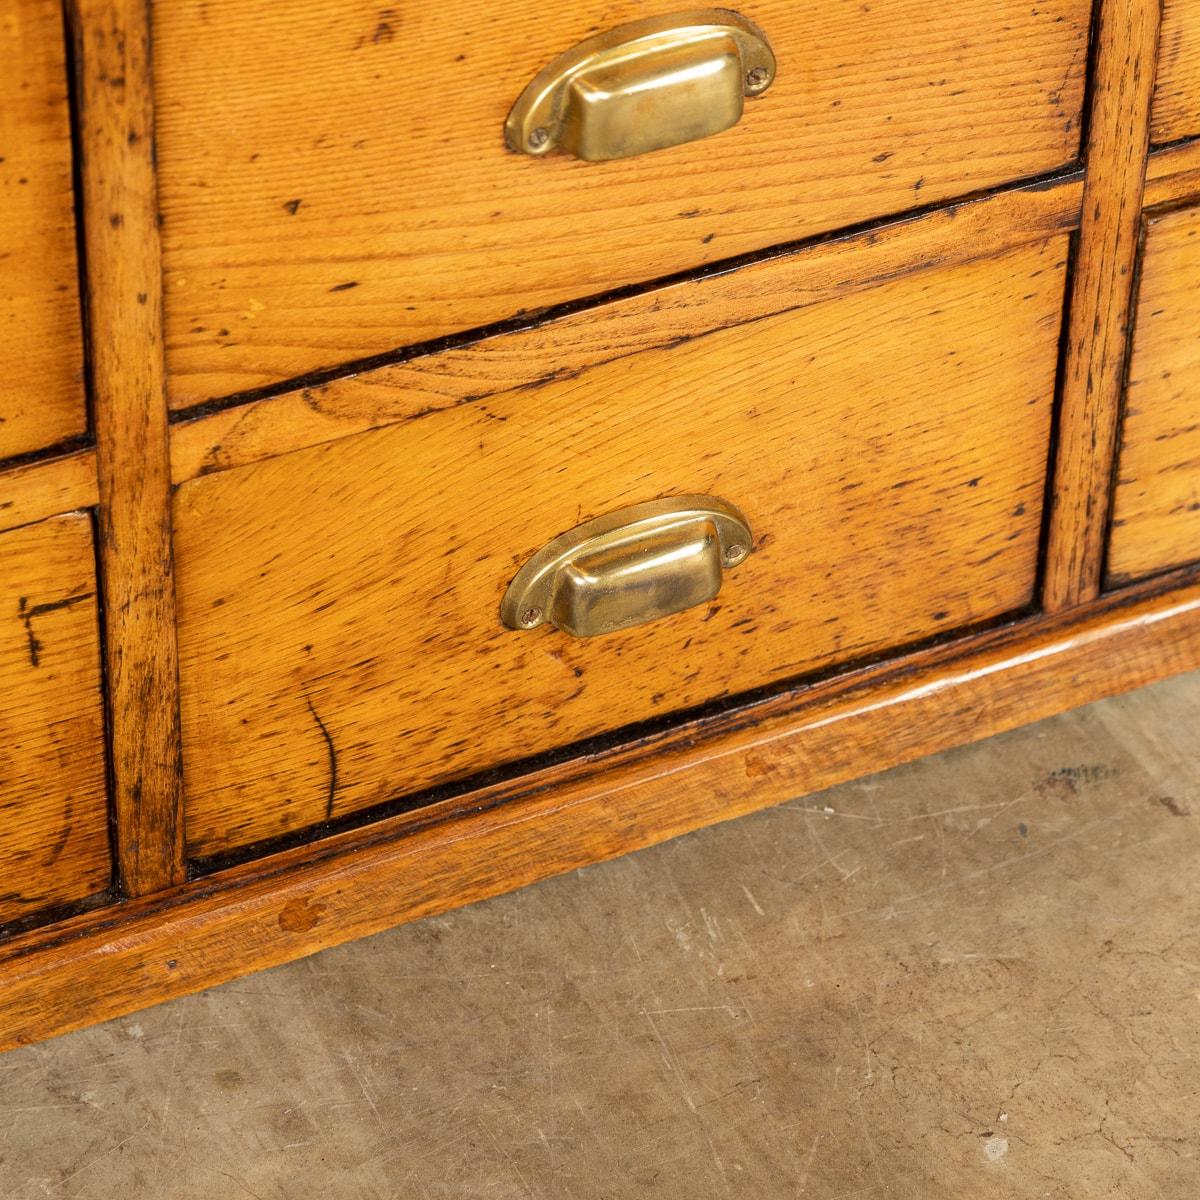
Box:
[68,0,185,893]
[1042,0,1162,610]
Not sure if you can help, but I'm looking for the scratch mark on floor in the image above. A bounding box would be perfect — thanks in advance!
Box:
[741,884,766,915]
[340,1050,386,1133]
[808,818,857,880]
[53,1121,153,1190]
[966,789,1033,839]
[147,1007,186,1196]
[641,1009,697,1112]
[797,1132,823,1193]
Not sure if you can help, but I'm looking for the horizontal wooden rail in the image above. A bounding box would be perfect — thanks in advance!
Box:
[0,449,98,534]
[170,171,1085,484]
[3,571,1199,1050]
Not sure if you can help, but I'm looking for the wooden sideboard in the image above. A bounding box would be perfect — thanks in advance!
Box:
[0,0,1198,1049]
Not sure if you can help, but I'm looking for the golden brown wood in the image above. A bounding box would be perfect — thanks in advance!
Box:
[1043,0,1162,611]
[0,0,87,461]
[1154,0,1200,143]
[1108,202,1200,584]
[1145,132,1200,204]
[0,514,110,928]
[151,0,1091,408]
[72,0,185,894]
[0,449,98,535]
[4,572,1200,1052]
[174,238,1067,857]
[170,173,1084,483]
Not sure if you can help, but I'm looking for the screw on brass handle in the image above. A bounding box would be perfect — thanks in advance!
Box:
[505,10,775,163]
[500,496,753,637]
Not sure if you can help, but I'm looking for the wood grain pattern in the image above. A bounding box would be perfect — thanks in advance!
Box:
[71,0,185,895]
[1043,0,1162,611]
[170,173,1084,484]
[0,449,98,536]
[4,572,1200,1052]
[1154,0,1200,143]
[151,0,1091,408]
[0,0,87,461]
[0,514,109,928]
[174,238,1067,857]
[1145,131,1200,204]
[1108,203,1200,584]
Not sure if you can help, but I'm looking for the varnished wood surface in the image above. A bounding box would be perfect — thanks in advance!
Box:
[72,0,185,895]
[0,449,98,536]
[174,239,1066,857]
[152,135,1200,494]
[1155,0,1200,143]
[0,514,109,928]
[1043,0,1162,611]
[0,0,87,461]
[152,0,1091,408]
[4,573,1200,1052]
[1108,202,1200,584]
[170,173,1084,483]
[1145,131,1200,204]
[165,143,1200,493]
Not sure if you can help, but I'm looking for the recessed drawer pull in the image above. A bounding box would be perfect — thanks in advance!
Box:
[501,495,752,637]
[505,9,775,163]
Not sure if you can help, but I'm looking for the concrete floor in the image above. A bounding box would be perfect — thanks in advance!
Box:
[3,673,1199,1199]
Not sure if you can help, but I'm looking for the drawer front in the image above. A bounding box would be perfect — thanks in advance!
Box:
[1155,0,1200,144]
[174,237,1067,857]
[153,0,1090,409]
[1109,204,1200,585]
[0,514,109,927]
[0,0,86,462]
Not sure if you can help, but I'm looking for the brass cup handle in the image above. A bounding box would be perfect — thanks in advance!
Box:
[500,496,753,638]
[505,10,776,162]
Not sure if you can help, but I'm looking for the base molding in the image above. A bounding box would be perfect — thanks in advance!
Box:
[3,576,1200,1051]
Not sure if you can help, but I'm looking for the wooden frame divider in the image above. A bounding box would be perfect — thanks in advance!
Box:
[68,0,185,896]
[1043,0,1162,610]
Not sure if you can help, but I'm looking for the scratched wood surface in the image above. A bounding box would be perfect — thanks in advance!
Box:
[1155,0,1200,142]
[172,238,1067,856]
[0,0,87,461]
[151,0,1091,407]
[1108,203,1200,585]
[0,514,110,928]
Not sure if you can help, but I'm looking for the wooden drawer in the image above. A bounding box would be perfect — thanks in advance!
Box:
[0,513,109,927]
[1108,203,1200,585]
[152,0,1090,409]
[0,0,86,462]
[173,236,1067,857]
[1155,0,1200,143]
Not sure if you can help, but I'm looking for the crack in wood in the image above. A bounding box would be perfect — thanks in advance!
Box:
[304,692,339,821]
